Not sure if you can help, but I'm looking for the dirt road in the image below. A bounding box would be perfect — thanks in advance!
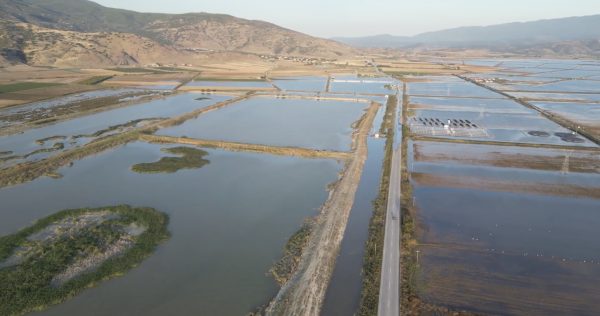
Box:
[267,101,380,316]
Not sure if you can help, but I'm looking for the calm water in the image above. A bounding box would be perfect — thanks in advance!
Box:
[0,94,231,167]
[157,97,368,151]
[322,91,398,315]
[507,92,600,103]
[0,88,147,116]
[406,80,597,147]
[321,139,384,316]
[530,101,600,126]
[408,77,504,98]
[272,77,328,92]
[186,80,274,89]
[321,105,388,315]
[0,141,342,316]
[409,108,595,146]
[496,80,600,93]
[330,75,394,95]
[414,187,600,315]
[409,140,600,315]
[410,96,531,114]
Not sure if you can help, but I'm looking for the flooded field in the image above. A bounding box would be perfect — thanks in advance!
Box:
[507,92,600,103]
[1,56,598,316]
[330,75,395,95]
[492,79,600,93]
[0,93,232,168]
[0,74,382,315]
[185,80,274,89]
[0,88,160,130]
[530,101,600,125]
[408,138,600,315]
[405,79,595,146]
[407,76,503,98]
[157,96,369,151]
[401,58,600,315]
[0,141,342,315]
[461,59,600,145]
[0,88,145,116]
[272,76,328,92]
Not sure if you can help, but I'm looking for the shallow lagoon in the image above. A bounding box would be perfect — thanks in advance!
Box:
[408,103,596,147]
[0,94,231,167]
[330,75,395,95]
[0,88,147,116]
[409,140,600,315]
[507,92,600,103]
[407,76,504,98]
[499,79,600,93]
[530,101,600,126]
[185,80,274,89]
[410,96,531,114]
[272,76,327,92]
[157,97,368,151]
[0,141,342,315]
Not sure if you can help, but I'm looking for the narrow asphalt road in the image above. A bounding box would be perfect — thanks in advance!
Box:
[378,97,402,316]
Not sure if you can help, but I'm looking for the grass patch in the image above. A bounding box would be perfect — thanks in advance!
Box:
[131,146,210,174]
[107,68,164,74]
[36,136,67,145]
[194,77,265,82]
[0,82,62,94]
[379,95,398,136]
[77,76,114,85]
[0,130,140,188]
[156,67,192,72]
[74,118,163,139]
[270,219,314,285]
[386,71,431,77]
[400,90,419,299]
[23,142,65,158]
[358,94,397,316]
[0,205,169,316]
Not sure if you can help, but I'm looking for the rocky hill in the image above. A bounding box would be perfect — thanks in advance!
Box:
[0,20,203,67]
[0,0,354,66]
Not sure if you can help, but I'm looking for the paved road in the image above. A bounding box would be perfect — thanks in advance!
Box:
[378,99,402,316]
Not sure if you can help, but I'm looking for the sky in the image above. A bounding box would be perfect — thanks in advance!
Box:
[92,0,600,38]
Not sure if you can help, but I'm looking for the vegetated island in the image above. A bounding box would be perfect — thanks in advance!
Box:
[0,205,170,316]
[131,146,210,173]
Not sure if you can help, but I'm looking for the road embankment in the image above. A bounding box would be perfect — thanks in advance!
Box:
[266,101,380,316]
[139,134,351,160]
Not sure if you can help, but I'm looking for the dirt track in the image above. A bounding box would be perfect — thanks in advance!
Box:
[267,101,380,316]
[139,134,351,160]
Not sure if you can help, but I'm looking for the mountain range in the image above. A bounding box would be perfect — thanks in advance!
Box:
[333,15,600,56]
[0,0,353,66]
[1,0,599,67]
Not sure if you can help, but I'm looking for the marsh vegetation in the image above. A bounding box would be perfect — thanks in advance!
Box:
[270,220,314,285]
[131,146,210,173]
[0,205,169,316]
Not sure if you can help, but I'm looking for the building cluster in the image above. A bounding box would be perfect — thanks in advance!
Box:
[472,77,496,84]
[258,54,333,65]
[145,63,193,68]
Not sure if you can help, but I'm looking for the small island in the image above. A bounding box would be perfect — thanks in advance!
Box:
[131,146,210,173]
[0,205,170,316]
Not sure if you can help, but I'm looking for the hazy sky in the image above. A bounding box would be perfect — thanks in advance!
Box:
[93,0,600,38]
